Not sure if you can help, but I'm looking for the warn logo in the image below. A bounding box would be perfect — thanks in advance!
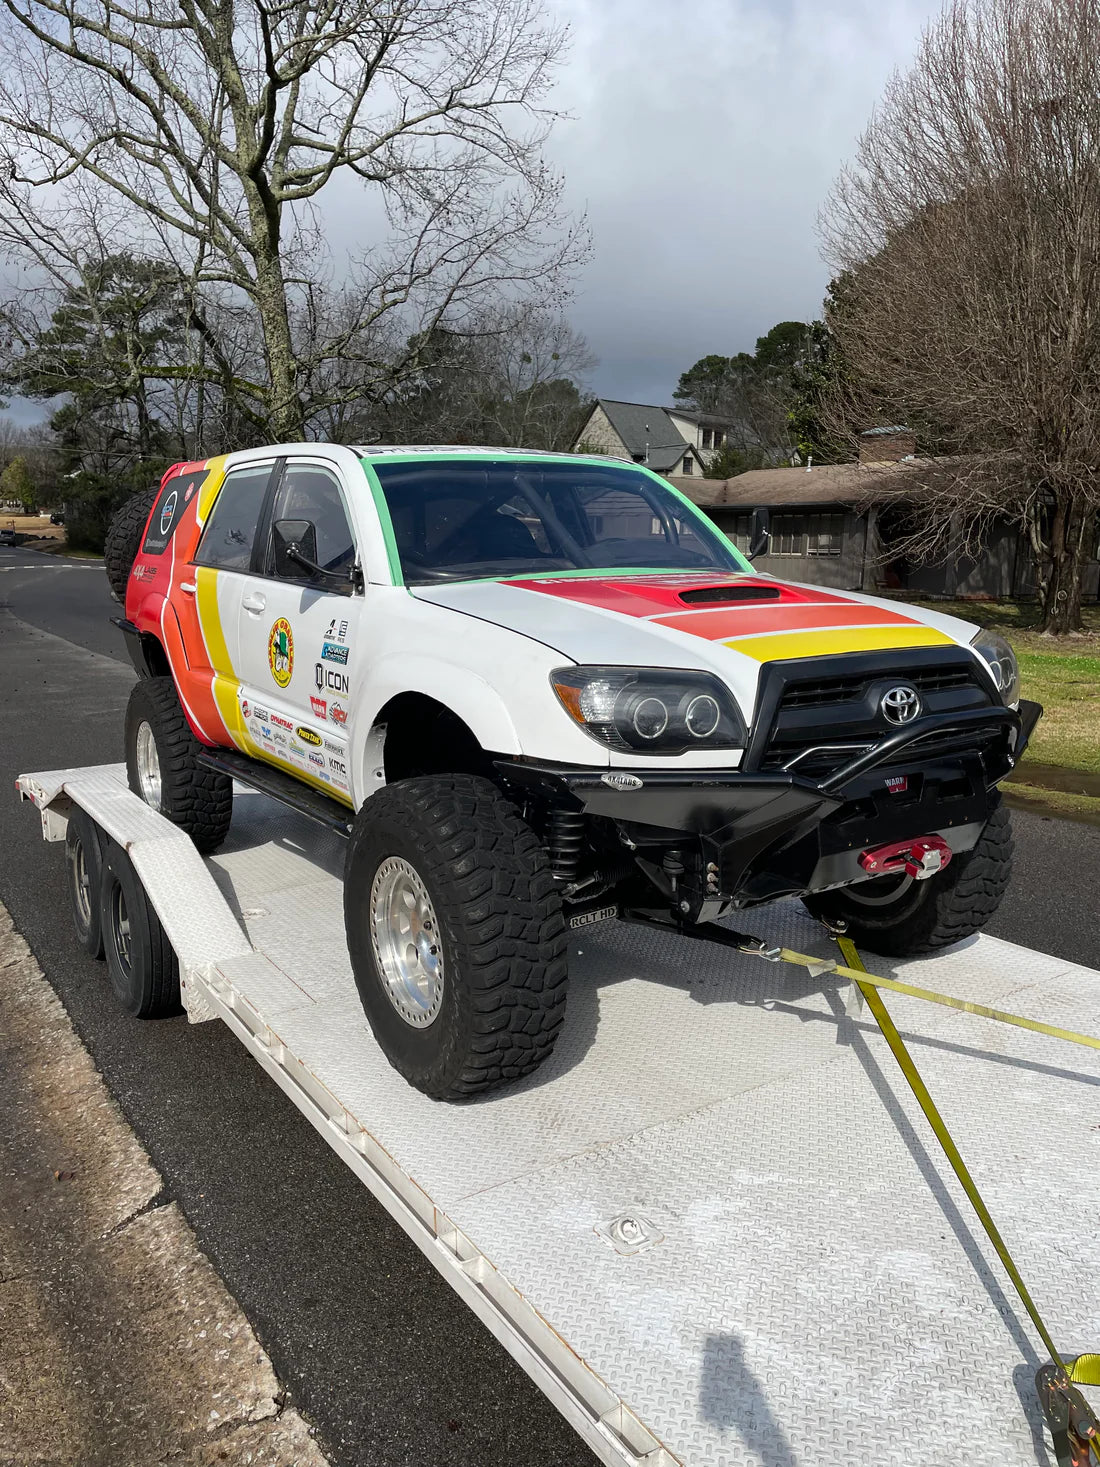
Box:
[884,775,909,795]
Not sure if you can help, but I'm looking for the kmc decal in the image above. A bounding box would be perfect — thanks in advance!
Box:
[268,618,294,688]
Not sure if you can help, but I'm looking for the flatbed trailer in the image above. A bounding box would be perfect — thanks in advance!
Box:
[17,762,1100,1465]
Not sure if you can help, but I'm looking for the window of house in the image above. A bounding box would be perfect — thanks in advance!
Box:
[632,452,646,463]
[806,512,844,555]
[680,457,693,474]
[194,463,274,572]
[723,512,753,554]
[713,431,725,449]
[701,429,712,450]
[770,513,806,556]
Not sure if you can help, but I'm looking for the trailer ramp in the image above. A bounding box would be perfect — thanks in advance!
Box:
[18,764,1100,1466]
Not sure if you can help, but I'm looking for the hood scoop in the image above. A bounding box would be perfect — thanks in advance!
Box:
[678,584,782,606]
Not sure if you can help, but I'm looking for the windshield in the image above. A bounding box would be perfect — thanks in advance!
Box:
[369,458,748,585]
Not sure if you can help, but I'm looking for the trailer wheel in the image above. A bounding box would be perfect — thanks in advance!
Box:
[99,839,181,1017]
[803,798,1013,957]
[66,808,105,958]
[104,487,158,602]
[125,677,232,854]
[344,774,568,1100]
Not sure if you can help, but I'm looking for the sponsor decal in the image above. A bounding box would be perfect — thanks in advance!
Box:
[328,701,347,726]
[321,641,349,665]
[885,774,909,795]
[159,489,178,537]
[253,706,269,723]
[296,726,323,747]
[270,713,294,731]
[268,618,294,688]
[131,563,158,582]
[272,729,289,746]
[310,696,327,719]
[315,663,349,695]
[325,617,350,643]
[308,750,326,769]
[322,737,343,754]
[602,772,644,791]
[329,756,348,779]
[184,482,196,503]
[260,725,273,741]
[241,698,250,717]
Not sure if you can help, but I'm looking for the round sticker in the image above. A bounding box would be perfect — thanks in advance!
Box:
[268,617,294,688]
[159,489,178,536]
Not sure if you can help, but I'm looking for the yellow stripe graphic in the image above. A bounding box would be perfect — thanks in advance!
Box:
[723,625,954,661]
[194,566,253,754]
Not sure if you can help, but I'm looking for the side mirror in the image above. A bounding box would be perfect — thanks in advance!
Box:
[747,506,770,561]
[273,518,320,579]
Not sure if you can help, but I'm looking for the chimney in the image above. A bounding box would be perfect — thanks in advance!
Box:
[859,425,916,465]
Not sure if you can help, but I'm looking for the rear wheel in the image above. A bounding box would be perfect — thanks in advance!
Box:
[125,677,233,854]
[344,774,568,1100]
[99,839,180,1017]
[66,808,105,958]
[104,487,158,601]
[802,798,1013,957]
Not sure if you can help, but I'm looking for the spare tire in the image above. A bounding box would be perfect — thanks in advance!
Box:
[104,487,158,601]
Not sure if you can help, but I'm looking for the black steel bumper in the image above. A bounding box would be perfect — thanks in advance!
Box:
[497,699,1042,914]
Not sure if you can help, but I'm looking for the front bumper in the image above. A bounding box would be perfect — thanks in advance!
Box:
[499,699,1042,917]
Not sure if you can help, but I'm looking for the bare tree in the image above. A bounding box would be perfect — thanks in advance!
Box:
[0,0,586,440]
[821,0,1100,633]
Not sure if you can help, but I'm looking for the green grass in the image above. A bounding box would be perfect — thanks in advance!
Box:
[909,599,1100,776]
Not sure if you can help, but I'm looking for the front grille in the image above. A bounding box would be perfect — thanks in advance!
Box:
[755,651,997,781]
[778,666,972,711]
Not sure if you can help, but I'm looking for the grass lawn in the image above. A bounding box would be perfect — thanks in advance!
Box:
[909,599,1100,819]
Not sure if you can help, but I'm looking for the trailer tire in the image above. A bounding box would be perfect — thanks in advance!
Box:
[99,839,181,1017]
[344,774,568,1100]
[802,798,1013,957]
[125,677,232,854]
[66,808,105,959]
[104,487,158,602]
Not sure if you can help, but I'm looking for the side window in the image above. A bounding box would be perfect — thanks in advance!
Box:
[142,469,206,556]
[272,464,355,579]
[194,464,273,571]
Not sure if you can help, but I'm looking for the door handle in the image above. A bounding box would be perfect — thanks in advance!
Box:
[179,581,196,595]
[242,593,267,614]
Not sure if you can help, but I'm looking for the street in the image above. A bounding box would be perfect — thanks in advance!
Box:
[1,546,1098,1466]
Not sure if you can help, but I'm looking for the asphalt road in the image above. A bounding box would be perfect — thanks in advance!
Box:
[1,546,1098,1466]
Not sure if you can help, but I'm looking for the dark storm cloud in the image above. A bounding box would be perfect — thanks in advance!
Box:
[546,0,933,401]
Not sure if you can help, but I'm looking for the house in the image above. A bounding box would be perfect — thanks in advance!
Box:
[572,399,723,476]
[668,427,1100,601]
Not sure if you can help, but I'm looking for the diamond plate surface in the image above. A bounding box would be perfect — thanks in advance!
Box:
[26,768,1100,1463]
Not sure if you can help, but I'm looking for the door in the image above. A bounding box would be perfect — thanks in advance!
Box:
[234,458,361,803]
[187,459,279,746]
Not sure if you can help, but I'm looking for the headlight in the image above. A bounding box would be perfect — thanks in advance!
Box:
[970,629,1020,707]
[551,667,746,754]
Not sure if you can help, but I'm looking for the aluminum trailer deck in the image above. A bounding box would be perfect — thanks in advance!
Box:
[17,762,1100,1466]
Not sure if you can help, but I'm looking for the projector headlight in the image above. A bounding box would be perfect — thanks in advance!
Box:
[970,629,1020,707]
[551,667,746,754]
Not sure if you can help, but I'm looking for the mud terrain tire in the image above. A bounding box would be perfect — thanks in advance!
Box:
[125,676,233,854]
[345,774,568,1100]
[104,487,158,601]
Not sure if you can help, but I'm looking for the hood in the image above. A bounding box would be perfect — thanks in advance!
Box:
[411,572,978,686]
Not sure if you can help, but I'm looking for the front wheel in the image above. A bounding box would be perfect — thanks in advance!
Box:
[125,677,232,854]
[344,774,568,1100]
[802,799,1013,957]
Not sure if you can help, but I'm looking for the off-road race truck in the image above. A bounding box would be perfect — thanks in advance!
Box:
[104,443,1041,1100]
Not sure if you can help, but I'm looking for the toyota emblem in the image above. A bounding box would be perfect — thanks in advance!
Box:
[881,684,922,725]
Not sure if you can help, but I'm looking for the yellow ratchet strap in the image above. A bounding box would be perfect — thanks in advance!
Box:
[819,935,1100,1465]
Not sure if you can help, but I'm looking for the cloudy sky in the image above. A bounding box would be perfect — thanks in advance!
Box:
[545,0,934,404]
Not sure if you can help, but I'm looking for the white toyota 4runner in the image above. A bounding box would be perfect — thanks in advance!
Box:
[107,444,1041,1098]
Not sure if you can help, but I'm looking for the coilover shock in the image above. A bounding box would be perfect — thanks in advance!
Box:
[546,807,585,885]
